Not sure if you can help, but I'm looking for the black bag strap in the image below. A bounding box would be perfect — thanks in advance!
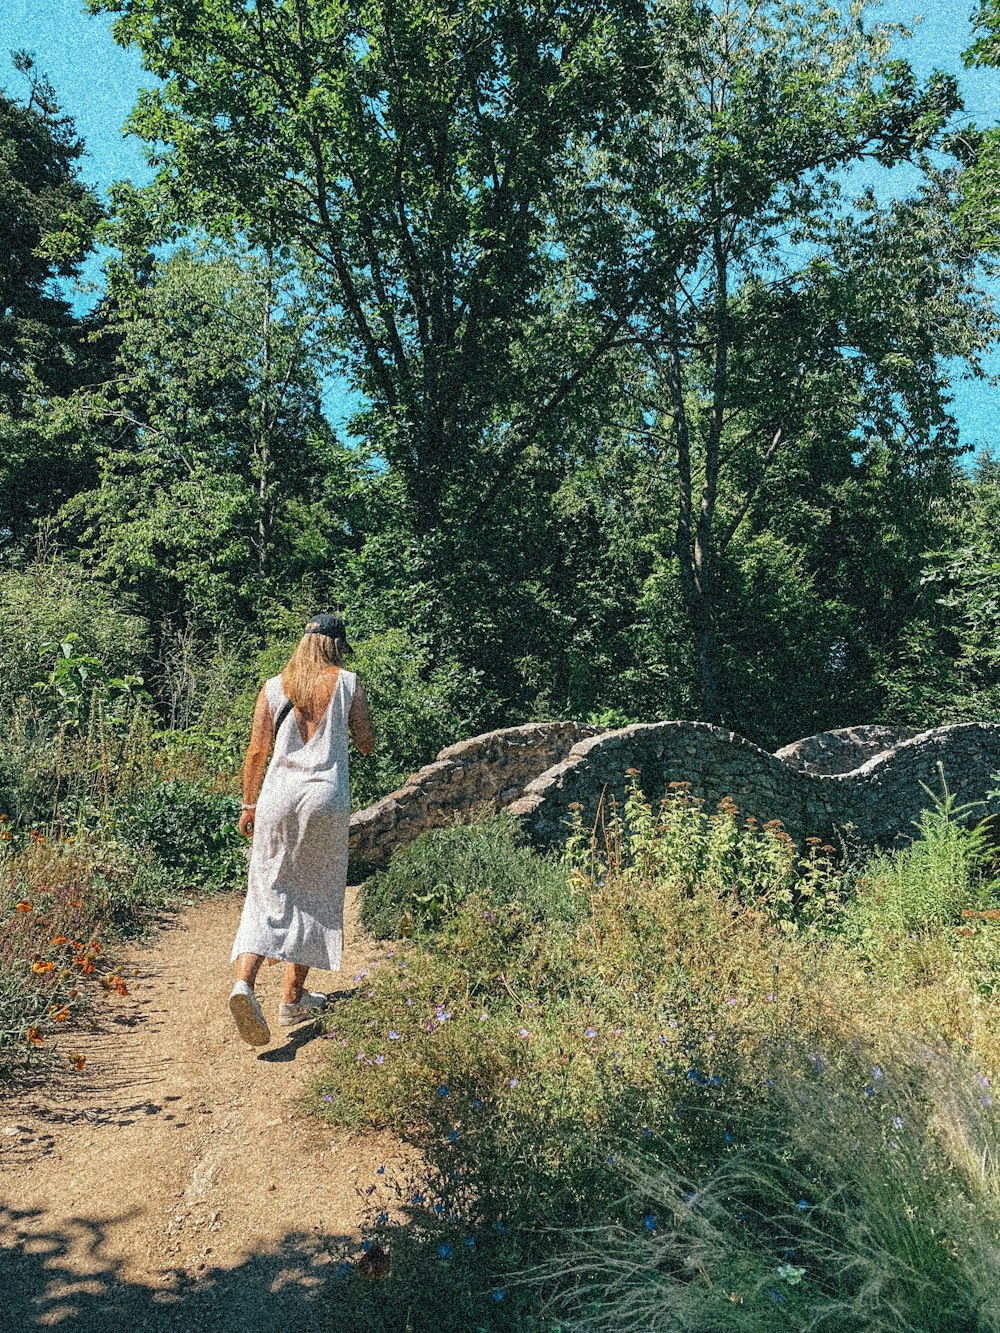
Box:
[273,697,294,736]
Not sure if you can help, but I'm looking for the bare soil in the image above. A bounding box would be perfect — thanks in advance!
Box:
[0,890,405,1332]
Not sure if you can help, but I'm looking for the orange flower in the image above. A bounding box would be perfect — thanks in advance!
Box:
[28,830,45,843]
[15,901,32,912]
[25,1026,44,1046]
[111,975,129,997]
[89,941,101,955]
[0,831,12,842]
[50,935,68,946]
[68,900,82,909]
[49,1006,70,1022]
[32,960,55,974]
[0,813,8,823]
[77,959,96,974]
[69,1053,85,1072]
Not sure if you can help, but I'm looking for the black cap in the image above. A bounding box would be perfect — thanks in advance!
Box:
[305,612,353,653]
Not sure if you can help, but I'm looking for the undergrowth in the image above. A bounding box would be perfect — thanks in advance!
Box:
[311,780,1000,1332]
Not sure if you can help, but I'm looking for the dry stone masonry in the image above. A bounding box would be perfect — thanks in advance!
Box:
[347,720,1000,877]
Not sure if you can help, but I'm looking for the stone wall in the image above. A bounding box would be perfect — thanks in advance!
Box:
[347,719,1000,877]
[346,721,601,879]
[508,722,1000,852]
[774,725,920,775]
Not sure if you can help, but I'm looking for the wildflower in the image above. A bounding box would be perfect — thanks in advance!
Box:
[438,1084,449,1097]
[481,910,495,923]
[492,1288,506,1302]
[377,1165,385,1174]
[69,1053,85,1071]
[49,1006,70,1022]
[32,960,55,974]
[768,1288,786,1303]
[437,1244,452,1259]
[509,1077,519,1089]
[479,1012,489,1022]
[765,993,777,1003]
[334,1261,352,1279]
[412,1193,425,1205]
[50,935,68,946]
[892,1116,904,1131]
[465,1237,476,1249]
[871,1066,883,1081]
[796,1199,811,1212]
[725,996,737,1006]
[15,901,31,913]
[724,1131,734,1144]
[68,900,82,909]
[376,1212,388,1225]
[641,1126,653,1138]
[26,1026,44,1045]
[388,1029,400,1040]
[642,1213,656,1232]
[323,1094,334,1103]
[435,1006,452,1021]
[472,1098,483,1110]
[668,1018,678,1028]
[584,1027,597,1040]
[374,1054,385,1066]
[447,1129,458,1143]
[518,1027,529,1039]
[494,1220,509,1235]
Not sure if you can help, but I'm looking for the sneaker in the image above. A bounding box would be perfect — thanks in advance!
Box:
[278,990,328,1026]
[229,980,271,1046]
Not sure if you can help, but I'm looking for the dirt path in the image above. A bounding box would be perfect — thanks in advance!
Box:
[0,890,404,1332]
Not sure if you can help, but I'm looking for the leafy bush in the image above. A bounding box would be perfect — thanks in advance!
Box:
[844,783,998,941]
[111,780,244,893]
[359,814,575,938]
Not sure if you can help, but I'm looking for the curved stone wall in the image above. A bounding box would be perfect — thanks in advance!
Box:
[508,722,1000,852]
[347,721,601,878]
[348,719,1000,877]
[775,725,920,775]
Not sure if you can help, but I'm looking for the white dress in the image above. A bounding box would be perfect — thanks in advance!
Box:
[230,669,356,971]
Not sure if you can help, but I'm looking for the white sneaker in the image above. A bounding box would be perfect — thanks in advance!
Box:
[278,991,328,1026]
[229,980,271,1046]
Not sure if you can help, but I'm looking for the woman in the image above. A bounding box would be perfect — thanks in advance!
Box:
[229,613,375,1046]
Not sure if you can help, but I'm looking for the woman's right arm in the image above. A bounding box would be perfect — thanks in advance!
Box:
[349,679,376,756]
[239,685,275,837]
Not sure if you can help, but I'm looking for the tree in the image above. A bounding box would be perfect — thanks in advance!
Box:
[599,0,990,724]
[0,54,104,546]
[58,246,367,648]
[88,0,661,543]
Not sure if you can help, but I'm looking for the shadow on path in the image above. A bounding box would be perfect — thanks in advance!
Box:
[0,1205,356,1332]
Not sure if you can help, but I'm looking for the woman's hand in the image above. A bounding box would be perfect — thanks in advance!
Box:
[239,809,256,839]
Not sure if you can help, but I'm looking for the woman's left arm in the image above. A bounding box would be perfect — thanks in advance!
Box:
[239,685,275,837]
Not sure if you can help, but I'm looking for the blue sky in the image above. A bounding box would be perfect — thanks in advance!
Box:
[1,0,998,449]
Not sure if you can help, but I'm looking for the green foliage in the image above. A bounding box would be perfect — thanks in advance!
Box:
[111,780,244,893]
[311,791,1000,1331]
[844,780,998,940]
[0,558,149,716]
[359,815,574,939]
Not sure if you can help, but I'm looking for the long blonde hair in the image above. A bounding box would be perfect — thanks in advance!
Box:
[281,629,342,709]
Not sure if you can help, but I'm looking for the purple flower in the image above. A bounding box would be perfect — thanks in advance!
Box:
[509,1077,519,1089]
[482,909,495,923]
[584,1027,597,1039]
[376,1211,388,1225]
[726,996,737,1006]
[872,1065,884,1081]
[519,1027,529,1039]
[438,1084,449,1097]
[892,1115,903,1131]
[765,993,777,1003]
[479,1012,489,1022]
[323,1093,334,1103]
[388,1029,400,1040]
[375,1054,385,1066]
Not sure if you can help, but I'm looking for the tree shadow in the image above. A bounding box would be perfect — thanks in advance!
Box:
[0,1204,358,1332]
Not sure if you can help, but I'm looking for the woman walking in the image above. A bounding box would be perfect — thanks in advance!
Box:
[229,613,375,1046]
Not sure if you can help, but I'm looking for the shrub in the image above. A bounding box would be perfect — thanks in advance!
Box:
[111,780,244,893]
[843,782,998,941]
[359,814,575,938]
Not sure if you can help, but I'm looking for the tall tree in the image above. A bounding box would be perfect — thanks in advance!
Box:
[0,53,104,545]
[88,0,661,543]
[599,1,990,723]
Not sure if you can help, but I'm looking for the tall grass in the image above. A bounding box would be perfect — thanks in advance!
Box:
[310,784,1000,1333]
